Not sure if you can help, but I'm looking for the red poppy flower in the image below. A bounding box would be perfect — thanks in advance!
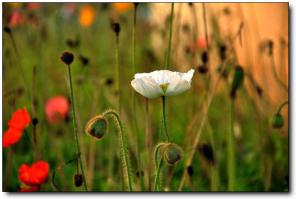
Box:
[45,96,70,124]
[19,185,39,192]
[27,3,41,11]
[18,161,50,186]
[8,11,24,27]
[3,127,22,148]
[8,108,31,130]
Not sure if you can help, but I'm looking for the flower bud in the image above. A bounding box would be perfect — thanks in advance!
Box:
[74,173,83,187]
[60,52,74,65]
[271,113,284,129]
[111,22,120,35]
[163,143,183,165]
[4,26,11,34]
[219,44,227,61]
[230,65,244,98]
[198,143,215,165]
[85,115,108,140]
[32,117,39,126]
[187,165,194,177]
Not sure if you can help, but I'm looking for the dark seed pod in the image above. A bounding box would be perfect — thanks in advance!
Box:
[219,44,227,61]
[4,26,11,34]
[74,173,83,187]
[267,40,273,56]
[188,2,193,7]
[187,165,194,177]
[134,3,139,8]
[136,170,144,178]
[60,52,74,65]
[111,22,120,35]
[105,78,114,86]
[256,86,263,97]
[198,143,215,165]
[230,66,244,99]
[197,65,208,74]
[201,50,208,64]
[163,143,183,165]
[271,113,284,129]
[32,118,39,126]
[78,55,89,66]
[85,115,108,140]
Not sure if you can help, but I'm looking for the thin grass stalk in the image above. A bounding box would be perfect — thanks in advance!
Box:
[202,3,209,50]
[227,99,235,191]
[145,98,152,191]
[270,50,288,92]
[165,3,174,69]
[67,65,88,191]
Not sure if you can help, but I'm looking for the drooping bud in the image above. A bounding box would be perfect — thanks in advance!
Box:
[219,44,227,61]
[230,65,244,98]
[78,55,89,66]
[271,113,284,129]
[85,115,108,140]
[163,143,183,165]
[74,173,83,187]
[60,52,74,65]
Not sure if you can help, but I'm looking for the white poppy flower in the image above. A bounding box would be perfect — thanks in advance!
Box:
[131,69,195,99]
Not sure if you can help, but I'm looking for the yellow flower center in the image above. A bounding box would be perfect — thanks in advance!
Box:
[159,83,169,93]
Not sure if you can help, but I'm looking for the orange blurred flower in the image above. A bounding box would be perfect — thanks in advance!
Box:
[79,5,95,27]
[27,3,41,11]
[18,161,50,186]
[112,3,133,14]
[8,108,31,130]
[45,96,70,125]
[3,128,22,148]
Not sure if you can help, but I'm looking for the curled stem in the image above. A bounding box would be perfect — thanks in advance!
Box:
[67,65,88,191]
[165,3,174,69]
[276,100,288,114]
[102,109,133,191]
[153,143,167,191]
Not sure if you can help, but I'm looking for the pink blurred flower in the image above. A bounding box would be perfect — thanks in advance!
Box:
[45,96,70,124]
[8,11,24,27]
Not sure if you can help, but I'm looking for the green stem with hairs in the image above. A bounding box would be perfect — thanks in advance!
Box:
[154,158,163,191]
[165,3,174,69]
[227,99,235,191]
[103,110,133,191]
[153,142,167,191]
[162,96,169,141]
[115,33,121,112]
[67,65,88,191]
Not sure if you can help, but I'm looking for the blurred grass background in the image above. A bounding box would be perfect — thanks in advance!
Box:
[2,2,288,192]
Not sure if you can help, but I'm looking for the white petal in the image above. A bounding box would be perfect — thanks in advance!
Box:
[131,77,162,99]
[166,80,191,96]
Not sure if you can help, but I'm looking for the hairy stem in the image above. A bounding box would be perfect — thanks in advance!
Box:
[103,110,133,191]
[154,158,163,191]
[67,65,88,191]
[145,98,152,191]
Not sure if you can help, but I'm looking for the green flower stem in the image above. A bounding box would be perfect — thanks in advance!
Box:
[145,98,152,191]
[227,99,235,191]
[115,33,121,112]
[67,65,88,191]
[276,100,288,114]
[103,110,133,191]
[154,158,163,191]
[165,3,174,69]
[162,96,169,141]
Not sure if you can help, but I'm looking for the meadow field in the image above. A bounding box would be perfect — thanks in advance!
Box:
[2,2,289,192]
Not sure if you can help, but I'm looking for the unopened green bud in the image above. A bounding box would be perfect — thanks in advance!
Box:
[271,113,284,129]
[163,143,183,165]
[230,65,244,98]
[85,115,108,140]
